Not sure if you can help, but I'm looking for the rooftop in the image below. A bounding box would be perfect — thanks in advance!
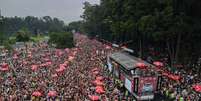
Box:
[109,52,154,70]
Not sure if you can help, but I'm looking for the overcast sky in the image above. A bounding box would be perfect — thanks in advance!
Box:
[0,0,100,24]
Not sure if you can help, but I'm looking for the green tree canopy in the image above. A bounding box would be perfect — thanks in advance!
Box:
[49,32,74,49]
[15,28,30,42]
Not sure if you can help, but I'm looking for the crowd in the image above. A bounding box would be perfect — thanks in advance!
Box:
[0,33,126,101]
[147,51,201,100]
[159,64,201,101]
[0,33,200,101]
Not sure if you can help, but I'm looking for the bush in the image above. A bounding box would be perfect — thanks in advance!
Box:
[49,32,74,49]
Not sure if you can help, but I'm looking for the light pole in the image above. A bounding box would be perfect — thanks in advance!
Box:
[0,9,4,45]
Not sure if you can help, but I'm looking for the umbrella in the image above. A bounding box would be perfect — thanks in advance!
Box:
[32,91,42,97]
[192,84,201,92]
[0,67,9,71]
[64,61,69,65]
[23,61,28,65]
[93,80,104,86]
[59,64,65,67]
[61,63,67,67]
[96,86,103,90]
[73,51,77,56]
[162,72,169,76]
[168,74,180,81]
[52,74,58,78]
[95,86,105,94]
[40,64,46,67]
[93,71,99,75]
[28,54,32,58]
[92,68,98,72]
[47,91,57,97]
[60,65,66,70]
[41,54,46,57]
[58,51,63,56]
[13,55,18,59]
[44,58,51,62]
[105,45,111,49]
[89,95,99,101]
[153,61,163,67]
[2,63,8,68]
[96,76,104,81]
[136,62,146,69]
[46,62,52,65]
[31,65,38,71]
[68,56,74,61]
[65,48,69,52]
[56,68,65,72]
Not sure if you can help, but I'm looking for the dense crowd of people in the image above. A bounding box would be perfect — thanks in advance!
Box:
[147,50,201,100]
[159,64,201,100]
[0,33,124,101]
[0,33,200,101]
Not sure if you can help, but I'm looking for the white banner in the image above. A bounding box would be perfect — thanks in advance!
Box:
[108,62,112,72]
[107,57,112,72]
[125,78,132,93]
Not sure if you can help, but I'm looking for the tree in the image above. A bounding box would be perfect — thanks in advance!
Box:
[49,32,74,49]
[68,21,84,33]
[16,28,30,42]
[81,0,201,67]
[0,33,5,45]
[1,16,65,36]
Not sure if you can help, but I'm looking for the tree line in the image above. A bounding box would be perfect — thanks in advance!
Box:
[0,16,65,35]
[0,16,75,49]
[77,0,201,67]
